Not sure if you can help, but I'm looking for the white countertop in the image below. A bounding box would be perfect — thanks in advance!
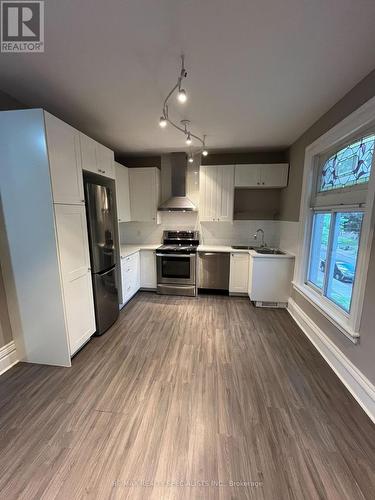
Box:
[198,245,246,253]
[120,244,161,258]
[120,243,294,259]
[198,244,294,258]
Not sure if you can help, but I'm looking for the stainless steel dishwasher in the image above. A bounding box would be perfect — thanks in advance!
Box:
[198,252,230,291]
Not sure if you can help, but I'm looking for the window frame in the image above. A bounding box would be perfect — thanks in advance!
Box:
[312,128,375,208]
[294,97,375,343]
[306,206,365,316]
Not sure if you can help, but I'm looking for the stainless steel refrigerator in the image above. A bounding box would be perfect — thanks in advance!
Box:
[85,181,119,335]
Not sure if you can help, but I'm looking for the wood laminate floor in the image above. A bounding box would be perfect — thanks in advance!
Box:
[0,293,374,500]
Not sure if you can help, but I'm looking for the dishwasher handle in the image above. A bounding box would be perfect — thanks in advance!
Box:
[200,252,226,256]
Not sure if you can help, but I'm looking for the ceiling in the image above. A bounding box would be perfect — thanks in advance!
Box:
[1,0,375,155]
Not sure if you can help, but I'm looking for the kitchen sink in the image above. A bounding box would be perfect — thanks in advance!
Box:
[255,248,285,255]
[231,245,256,250]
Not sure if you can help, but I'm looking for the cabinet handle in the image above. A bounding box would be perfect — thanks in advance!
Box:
[118,218,121,222]
[81,199,85,203]
[262,182,265,185]
[88,267,91,271]
[257,182,260,185]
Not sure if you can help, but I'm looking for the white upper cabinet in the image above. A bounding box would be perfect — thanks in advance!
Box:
[97,143,115,179]
[259,164,289,187]
[216,165,235,222]
[229,252,249,294]
[80,133,97,174]
[44,112,84,205]
[80,133,115,179]
[54,204,96,354]
[235,164,289,188]
[129,167,160,222]
[115,162,131,222]
[199,165,234,222]
[234,164,259,187]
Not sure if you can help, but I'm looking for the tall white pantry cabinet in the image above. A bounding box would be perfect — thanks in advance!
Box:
[0,109,97,367]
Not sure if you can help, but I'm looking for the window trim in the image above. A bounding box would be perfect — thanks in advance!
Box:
[306,207,364,315]
[294,96,375,343]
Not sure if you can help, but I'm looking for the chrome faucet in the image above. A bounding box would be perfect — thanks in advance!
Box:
[254,228,266,247]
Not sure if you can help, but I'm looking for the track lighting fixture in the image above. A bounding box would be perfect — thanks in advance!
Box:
[177,88,187,103]
[159,55,209,157]
[159,116,167,128]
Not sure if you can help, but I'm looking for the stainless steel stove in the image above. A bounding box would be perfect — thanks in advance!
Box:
[156,230,199,296]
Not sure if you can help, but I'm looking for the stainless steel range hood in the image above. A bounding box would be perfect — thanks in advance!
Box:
[158,152,197,211]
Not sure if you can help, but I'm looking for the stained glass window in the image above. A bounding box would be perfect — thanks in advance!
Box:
[319,135,375,192]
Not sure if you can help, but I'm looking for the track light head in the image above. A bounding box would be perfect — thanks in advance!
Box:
[177,88,187,103]
[159,116,167,128]
[202,149,208,156]
[186,132,192,145]
[188,154,194,163]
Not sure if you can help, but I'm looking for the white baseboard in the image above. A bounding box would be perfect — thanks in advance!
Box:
[287,298,375,424]
[0,341,18,376]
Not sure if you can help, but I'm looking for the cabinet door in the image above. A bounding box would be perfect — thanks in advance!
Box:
[97,143,115,179]
[234,164,260,187]
[216,165,234,222]
[80,133,98,175]
[199,166,218,221]
[121,252,140,302]
[260,164,289,188]
[115,163,131,222]
[129,168,158,222]
[121,258,133,302]
[133,252,140,290]
[140,250,156,289]
[45,113,84,205]
[229,253,249,293]
[54,204,96,354]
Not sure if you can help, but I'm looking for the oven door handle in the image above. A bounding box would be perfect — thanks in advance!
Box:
[156,253,195,258]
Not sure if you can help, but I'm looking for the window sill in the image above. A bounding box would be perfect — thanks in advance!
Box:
[292,282,359,344]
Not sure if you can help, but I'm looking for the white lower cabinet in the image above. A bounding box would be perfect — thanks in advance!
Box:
[229,252,249,294]
[248,254,295,306]
[121,252,140,304]
[140,250,157,289]
[54,204,96,354]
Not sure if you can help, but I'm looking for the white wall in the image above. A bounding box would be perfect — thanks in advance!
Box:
[279,221,300,255]
[120,212,281,248]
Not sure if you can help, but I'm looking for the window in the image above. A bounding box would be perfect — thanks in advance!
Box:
[308,212,331,290]
[307,210,363,313]
[306,133,374,316]
[319,135,374,192]
[296,110,375,341]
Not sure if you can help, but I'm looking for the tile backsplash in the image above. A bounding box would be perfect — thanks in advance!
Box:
[120,212,281,248]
